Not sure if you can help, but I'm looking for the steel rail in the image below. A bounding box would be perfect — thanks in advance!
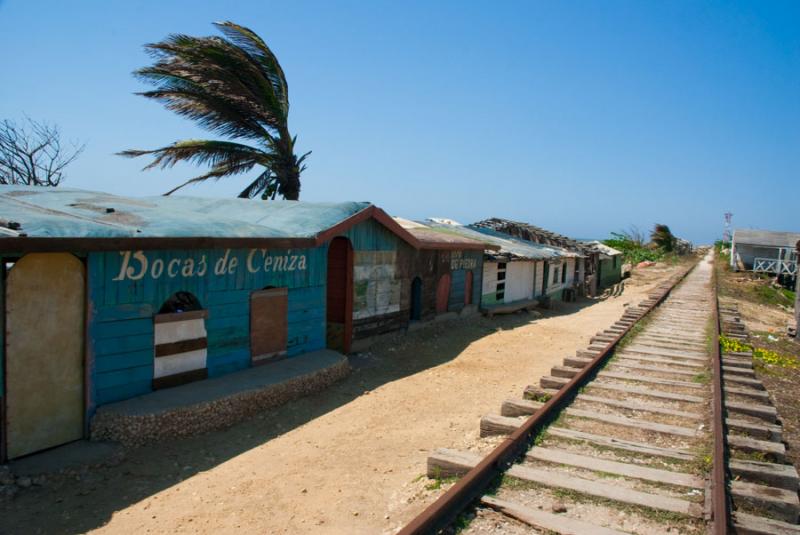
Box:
[397,262,698,535]
[711,261,731,534]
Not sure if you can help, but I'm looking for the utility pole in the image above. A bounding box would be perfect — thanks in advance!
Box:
[795,240,799,337]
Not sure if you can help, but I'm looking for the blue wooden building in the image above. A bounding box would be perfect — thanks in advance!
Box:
[0,186,485,460]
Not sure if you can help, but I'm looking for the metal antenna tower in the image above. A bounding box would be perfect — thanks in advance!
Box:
[723,212,733,243]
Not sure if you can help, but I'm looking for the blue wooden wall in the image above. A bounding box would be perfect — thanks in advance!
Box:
[449,269,466,310]
[341,218,399,251]
[88,246,327,406]
[86,218,409,408]
[84,219,486,409]
[449,251,483,311]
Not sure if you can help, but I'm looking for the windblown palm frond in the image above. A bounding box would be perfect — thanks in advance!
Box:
[119,21,308,200]
[651,223,676,252]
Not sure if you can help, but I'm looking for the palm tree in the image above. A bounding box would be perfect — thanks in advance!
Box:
[651,223,676,252]
[119,21,309,200]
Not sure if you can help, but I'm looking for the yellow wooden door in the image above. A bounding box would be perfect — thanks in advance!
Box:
[6,253,85,458]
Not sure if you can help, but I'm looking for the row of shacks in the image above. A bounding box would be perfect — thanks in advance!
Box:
[0,186,622,460]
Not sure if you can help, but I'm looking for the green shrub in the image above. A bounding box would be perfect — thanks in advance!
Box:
[604,232,664,264]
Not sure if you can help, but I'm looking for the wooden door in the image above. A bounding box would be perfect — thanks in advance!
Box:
[250,287,288,364]
[326,237,353,353]
[506,262,535,301]
[436,273,451,314]
[6,253,85,459]
[464,271,473,305]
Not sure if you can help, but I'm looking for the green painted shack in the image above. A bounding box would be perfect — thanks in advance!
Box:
[585,241,624,289]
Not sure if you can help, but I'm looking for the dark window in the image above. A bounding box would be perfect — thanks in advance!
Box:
[497,282,505,291]
[562,264,567,283]
[498,271,506,281]
[158,291,203,314]
[498,262,507,270]
[496,291,505,300]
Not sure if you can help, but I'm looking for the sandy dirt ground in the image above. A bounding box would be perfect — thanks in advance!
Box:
[0,264,683,535]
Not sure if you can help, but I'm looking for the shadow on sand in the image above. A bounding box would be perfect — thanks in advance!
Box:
[0,297,601,535]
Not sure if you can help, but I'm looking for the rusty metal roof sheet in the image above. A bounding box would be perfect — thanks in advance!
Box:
[472,217,597,256]
[425,221,569,261]
[393,217,494,250]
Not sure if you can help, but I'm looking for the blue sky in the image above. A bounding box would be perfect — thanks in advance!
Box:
[1,1,797,243]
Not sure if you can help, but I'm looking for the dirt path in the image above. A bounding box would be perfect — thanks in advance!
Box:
[0,265,682,535]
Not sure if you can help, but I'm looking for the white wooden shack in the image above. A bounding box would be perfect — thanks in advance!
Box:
[425,219,574,312]
[730,229,800,276]
[470,218,607,296]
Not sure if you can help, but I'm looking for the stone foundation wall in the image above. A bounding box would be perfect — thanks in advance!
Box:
[91,359,351,447]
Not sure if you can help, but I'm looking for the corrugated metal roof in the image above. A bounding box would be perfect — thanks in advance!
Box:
[0,186,371,239]
[425,221,568,261]
[393,217,494,250]
[393,216,428,230]
[471,218,598,255]
[584,240,623,257]
[733,229,800,249]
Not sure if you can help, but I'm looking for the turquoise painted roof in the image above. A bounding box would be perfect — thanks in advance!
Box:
[0,186,371,239]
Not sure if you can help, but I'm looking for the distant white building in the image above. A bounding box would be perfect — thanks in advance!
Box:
[730,229,800,276]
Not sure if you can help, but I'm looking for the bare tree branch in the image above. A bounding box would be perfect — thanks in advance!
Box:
[0,117,85,186]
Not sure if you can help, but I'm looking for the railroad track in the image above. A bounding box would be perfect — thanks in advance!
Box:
[398,251,800,534]
[718,303,800,534]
